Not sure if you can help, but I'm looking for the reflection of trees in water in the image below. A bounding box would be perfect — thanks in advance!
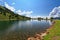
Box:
[50,19,53,22]
[0,21,17,31]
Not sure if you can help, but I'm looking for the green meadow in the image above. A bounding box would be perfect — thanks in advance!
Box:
[44,20,60,40]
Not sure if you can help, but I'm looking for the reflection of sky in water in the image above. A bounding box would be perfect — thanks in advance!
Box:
[0,20,52,39]
[6,20,52,33]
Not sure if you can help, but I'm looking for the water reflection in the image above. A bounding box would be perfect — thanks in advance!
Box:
[0,20,52,40]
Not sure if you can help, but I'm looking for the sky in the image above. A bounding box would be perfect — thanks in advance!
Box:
[0,0,60,18]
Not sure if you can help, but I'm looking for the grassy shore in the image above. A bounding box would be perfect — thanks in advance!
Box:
[44,20,60,40]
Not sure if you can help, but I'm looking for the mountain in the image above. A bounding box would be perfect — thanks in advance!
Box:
[0,6,31,21]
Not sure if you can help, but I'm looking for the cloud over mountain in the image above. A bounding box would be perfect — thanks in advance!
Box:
[49,6,60,17]
[16,10,33,17]
[4,2,15,12]
[4,2,33,17]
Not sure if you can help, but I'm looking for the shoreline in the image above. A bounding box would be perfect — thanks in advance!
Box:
[0,19,30,21]
[27,21,55,40]
[44,20,60,40]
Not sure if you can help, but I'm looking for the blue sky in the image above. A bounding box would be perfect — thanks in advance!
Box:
[0,0,60,18]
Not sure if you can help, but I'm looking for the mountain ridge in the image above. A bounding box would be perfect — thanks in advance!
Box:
[0,6,31,21]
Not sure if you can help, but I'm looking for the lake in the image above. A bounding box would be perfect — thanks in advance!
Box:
[0,20,52,40]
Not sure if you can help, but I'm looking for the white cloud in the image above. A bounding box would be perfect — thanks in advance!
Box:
[16,10,33,17]
[49,6,60,17]
[16,10,21,14]
[26,15,46,18]
[12,2,15,5]
[31,16,40,18]
[4,2,15,12]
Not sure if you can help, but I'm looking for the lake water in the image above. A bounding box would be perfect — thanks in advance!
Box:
[0,20,52,40]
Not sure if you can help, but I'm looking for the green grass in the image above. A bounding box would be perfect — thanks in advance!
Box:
[44,20,60,40]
